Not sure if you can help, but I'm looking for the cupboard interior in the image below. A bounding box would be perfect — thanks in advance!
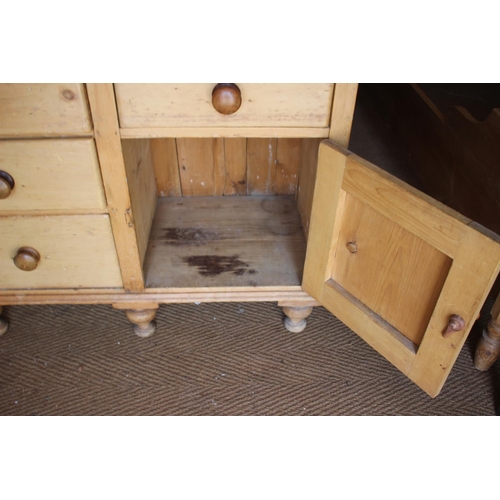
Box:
[121,135,451,349]
[122,137,322,291]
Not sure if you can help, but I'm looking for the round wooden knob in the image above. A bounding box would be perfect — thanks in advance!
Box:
[443,314,466,338]
[212,83,242,115]
[14,247,41,271]
[346,242,357,253]
[0,171,15,199]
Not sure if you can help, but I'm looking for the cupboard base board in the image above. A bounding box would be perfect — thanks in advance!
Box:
[0,289,320,338]
[0,289,319,306]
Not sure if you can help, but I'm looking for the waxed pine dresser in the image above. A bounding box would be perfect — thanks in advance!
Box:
[1,83,499,398]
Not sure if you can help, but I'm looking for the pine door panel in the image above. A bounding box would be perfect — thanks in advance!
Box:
[303,140,500,397]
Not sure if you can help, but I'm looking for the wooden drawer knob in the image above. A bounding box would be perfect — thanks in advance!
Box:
[0,171,15,199]
[14,247,41,271]
[443,314,466,337]
[212,83,242,115]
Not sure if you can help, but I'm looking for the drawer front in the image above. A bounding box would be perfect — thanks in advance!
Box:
[115,84,334,129]
[0,139,107,212]
[0,84,92,137]
[0,215,123,289]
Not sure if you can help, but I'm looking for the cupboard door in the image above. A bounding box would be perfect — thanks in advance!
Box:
[302,140,500,397]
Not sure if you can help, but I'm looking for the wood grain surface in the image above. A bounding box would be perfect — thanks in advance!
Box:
[303,140,500,397]
[0,215,122,289]
[144,196,306,289]
[0,84,92,137]
[0,139,107,212]
[115,84,334,129]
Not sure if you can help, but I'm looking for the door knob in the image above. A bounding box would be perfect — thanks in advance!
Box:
[443,314,466,338]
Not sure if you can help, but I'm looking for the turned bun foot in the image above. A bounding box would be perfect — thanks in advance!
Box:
[474,294,500,371]
[125,309,157,338]
[0,307,8,337]
[474,318,500,371]
[282,306,314,333]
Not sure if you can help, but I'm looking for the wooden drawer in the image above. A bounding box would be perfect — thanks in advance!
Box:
[0,215,123,289]
[114,84,334,130]
[0,139,107,212]
[0,84,92,137]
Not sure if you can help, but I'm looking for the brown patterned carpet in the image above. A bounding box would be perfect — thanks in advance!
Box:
[0,299,498,415]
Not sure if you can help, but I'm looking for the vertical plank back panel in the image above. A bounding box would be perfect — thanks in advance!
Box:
[246,138,277,195]
[152,138,306,198]
[276,138,302,195]
[176,138,215,196]
[213,138,226,196]
[224,138,247,195]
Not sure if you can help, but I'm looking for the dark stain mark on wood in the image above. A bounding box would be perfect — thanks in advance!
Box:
[261,197,294,214]
[183,255,255,277]
[266,220,299,236]
[230,179,247,192]
[160,227,219,246]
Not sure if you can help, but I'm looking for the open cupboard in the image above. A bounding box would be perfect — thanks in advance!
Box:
[0,83,499,398]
